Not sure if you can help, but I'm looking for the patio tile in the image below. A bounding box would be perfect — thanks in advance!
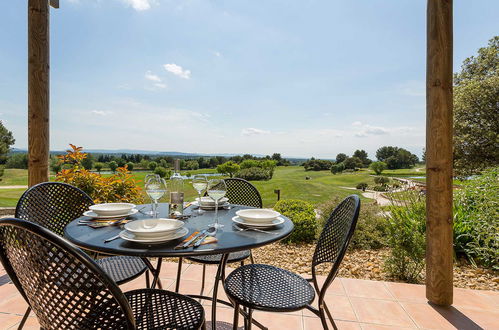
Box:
[341,278,394,300]
[0,294,29,315]
[401,301,498,329]
[0,284,20,301]
[349,297,415,328]
[252,311,303,330]
[303,295,357,321]
[303,316,361,329]
[360,324,415,329]
[452,287,497,311]
[0,312,23,329]
[180,264,217,283]
[159,260,188,279]
[10,316,40,330]
[174,279,214,297]
[384,281,428,303]
[313,276,346,296]
[204,306,245,330]
[477,290,499,306]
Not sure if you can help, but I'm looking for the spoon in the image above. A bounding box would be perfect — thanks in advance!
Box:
[193,226,217,247]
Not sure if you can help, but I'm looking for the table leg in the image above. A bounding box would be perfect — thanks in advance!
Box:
[141,257,163,289]
[211,253,229,329]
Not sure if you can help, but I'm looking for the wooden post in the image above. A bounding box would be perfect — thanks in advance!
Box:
[28,0,50,186]
[426,0,453,306]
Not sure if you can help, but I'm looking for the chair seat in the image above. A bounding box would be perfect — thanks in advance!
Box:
[186,250,251,264]
[224,264,315,312]
[96,256,147,285]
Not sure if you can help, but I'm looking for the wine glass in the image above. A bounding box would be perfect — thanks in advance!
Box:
[145,177,167,228]
[207,179,227,230]
[192,175,208,215]
[144,174,160,215]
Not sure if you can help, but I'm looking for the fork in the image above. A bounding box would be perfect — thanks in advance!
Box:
[234,226,279,235]
[104,234,121,243]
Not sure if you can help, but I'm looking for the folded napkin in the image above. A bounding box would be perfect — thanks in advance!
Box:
[175,231,217,249]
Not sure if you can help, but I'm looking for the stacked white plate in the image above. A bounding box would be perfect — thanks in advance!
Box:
[232,209,284,228]
[84,203,138,218]
[120,218,188,244]
[193,197,230,210]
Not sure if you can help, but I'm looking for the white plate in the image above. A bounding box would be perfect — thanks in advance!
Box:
[235,209,281,223]
[89,203,136,216]
[232,216,285,228]
[191,201,230,210]
[119,227,189,244]
[124,218,184,238]
[83,209,138,219]
[195,197,229,206]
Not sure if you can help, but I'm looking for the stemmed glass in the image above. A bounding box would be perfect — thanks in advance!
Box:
[192,175,208,215]
[144,174,160,215]
[207,179,227,229]
[145,176,167,224]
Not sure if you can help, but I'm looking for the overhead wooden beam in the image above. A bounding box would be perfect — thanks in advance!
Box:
[28,0,50,186]
[426,0,453,306]
[50,0,59,9]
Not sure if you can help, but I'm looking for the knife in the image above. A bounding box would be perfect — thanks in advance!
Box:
[182,230,206,248]
[193,232,208,248]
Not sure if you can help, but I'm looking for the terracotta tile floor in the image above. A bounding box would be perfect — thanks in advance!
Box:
[0,262,497,329]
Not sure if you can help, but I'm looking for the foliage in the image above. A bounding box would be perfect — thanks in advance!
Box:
[374,176,390,186]
[274,199,317,243]
[154,166,171,178]
[49,157,61,173]
[453,36,499,177]
[108,161,118,173]
[217,161,240,178]
[185,160,199,170]
[81,153,94,170]
[376,146,419,169]
[383,192,426,282]
[372,185,389,192]
[237,167,271,181]
[55,144,143,204]
[453,167,498,269]
[271,153,290,166]
[148,161,158,171]
[0,121,15,164]
[353,149,371,167]
[116,158,126,167]
[335,153,347,164]
[94,162,104,173]
[303,158,333,171]
[5,153,28,169]
[343,156,363,170]
[0,166,3,182]
[370,161,387,175]
[318,197,388,250]
[330,162,345,174]
[356,183,368,191]
[126,162,134,171]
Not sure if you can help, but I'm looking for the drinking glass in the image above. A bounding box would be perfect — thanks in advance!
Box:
[144,174,160,215]
[192,175,208,215]
[145,177,167,227]
[207,179,227,229]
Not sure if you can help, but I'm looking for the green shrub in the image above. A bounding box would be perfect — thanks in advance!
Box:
[94,162,104,173]
[274,199,317,243]
[454,167,498,269]
[373,185,388,192]
[148,161,158,171]
[5,153,28,169]
[383,192,426,283]
[356,183,368,191]
[370,161,387,175]
[374,176,390,185]
[318,197,388,250]
[331,163,345,174]
[237,167,271,181]
[108,161,118,173]
[154,166,170,178]
[303,158,333,171]
[0,166,3,182]
[126,162,134,171]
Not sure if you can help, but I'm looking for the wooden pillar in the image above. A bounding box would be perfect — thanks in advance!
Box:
[426,0,453,306]
[28,0,50,186]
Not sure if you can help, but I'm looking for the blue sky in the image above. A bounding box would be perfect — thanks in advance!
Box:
[1,0,498,158]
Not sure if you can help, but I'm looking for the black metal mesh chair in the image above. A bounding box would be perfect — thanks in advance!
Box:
[175,178,261,293]
[0,218,205,329]
[224,195,360,330]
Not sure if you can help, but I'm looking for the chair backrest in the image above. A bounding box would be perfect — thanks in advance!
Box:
[312,195,360,296]
[0,218,135,329]
[224,178,263,208]
[15,182,94,236]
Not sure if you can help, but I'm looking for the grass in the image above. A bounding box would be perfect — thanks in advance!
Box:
[0,166,426,208]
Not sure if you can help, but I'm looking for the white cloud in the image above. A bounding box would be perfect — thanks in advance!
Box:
[91,110,112,116]
[212,51,222,57]
[154,83,167,89]
[241,128,270,136]
[351,121,363,126]
[164,63,191,79]
[364,125,388,135]
[145,71,161,82]
[122,0,152,11]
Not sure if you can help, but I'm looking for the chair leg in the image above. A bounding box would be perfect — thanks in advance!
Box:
[201,320,207,330]
[247,308,253,330]
[240,260,244,267]
[232,303,239,330]
[18,306,31,329]
[249,250,255,264]
[175,257,183,293]
[320,303,337,330]
[145,269,150,288]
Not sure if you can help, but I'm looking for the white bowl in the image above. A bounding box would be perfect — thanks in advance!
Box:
[89,203,136,216]
[124,218,184,238]
[235,209,281,223]
[197,197,229,206]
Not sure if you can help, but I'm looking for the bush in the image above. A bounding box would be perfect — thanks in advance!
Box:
[237,167,271,181]
[0,167,3,182]
[108,161,118,173]
[454,167,498,269]
[303,158,333,171]
[5,153,28,169]
[370,161,387,175]
[372,185,388,192]
[331,163,345,174]
[343,157,363,170]
[154,166,170,178]
[148,161,158,171]
[94,162,104,173]
[217,161,240,178]
[356,183,368,191]
[273,199,317,243]
[126,162,134,171]
[318,197,388,250]
[374,176,390,185]
[383,192,426,283]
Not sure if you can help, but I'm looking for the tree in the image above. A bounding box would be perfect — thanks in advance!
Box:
[376,146,418,169]
[94,162,104,173]
[331,162,345,174]
[0,121,15,164]
[374,176,390,186]
[353,149,371,167]
[81,154,94,170]
[49,157,61,174]
[335,153,347,164]
[108,161,118,173]
[343,156,363,170]
[116,158,126,167]
[454,36,499,177]
[126,162,134,171]
[370,161,387,175]
[148,161,158,171]
[216,161,240,178]
[154,166,171,178]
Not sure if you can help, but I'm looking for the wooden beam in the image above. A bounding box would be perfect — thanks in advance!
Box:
[28,0,50,186]
[426,0,453,306]
[50,0,59,9]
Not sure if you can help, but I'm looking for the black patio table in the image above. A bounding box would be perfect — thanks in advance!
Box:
[64,203,293,329]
